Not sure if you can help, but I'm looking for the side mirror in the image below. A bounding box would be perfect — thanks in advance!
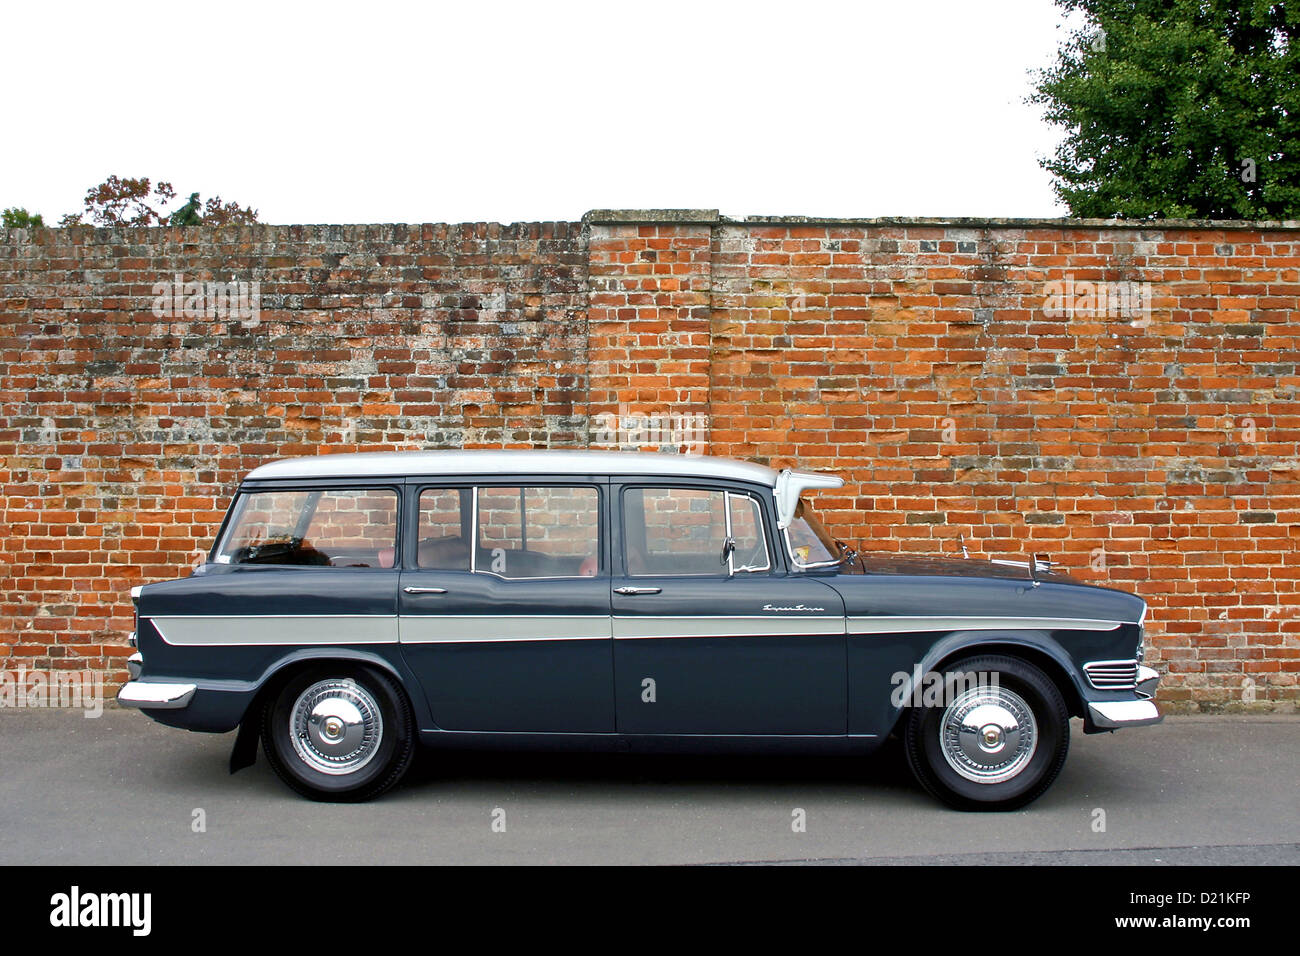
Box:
[720,535,736,572]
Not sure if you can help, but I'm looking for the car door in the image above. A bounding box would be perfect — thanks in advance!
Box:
[397,481,615,733]
[611,481,847,735]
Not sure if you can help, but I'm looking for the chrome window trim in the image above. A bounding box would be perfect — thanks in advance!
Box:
[470,485,478,573]
[725,489,771,574]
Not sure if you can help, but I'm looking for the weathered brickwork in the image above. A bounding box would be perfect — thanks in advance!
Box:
[0,222,587,683]
[2,211,1297,711]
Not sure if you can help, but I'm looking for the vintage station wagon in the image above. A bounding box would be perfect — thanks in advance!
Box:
[119,450,1160,809]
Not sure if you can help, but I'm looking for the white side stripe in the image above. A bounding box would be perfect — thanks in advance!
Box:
[846,616,1125,633]
[614,616,845,639]
[149,613,1128,646]
[400,616,611,644]
[152,615,398,646]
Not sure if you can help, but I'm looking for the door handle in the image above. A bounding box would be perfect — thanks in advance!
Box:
[614,586,661,595]
[403,586,448,594]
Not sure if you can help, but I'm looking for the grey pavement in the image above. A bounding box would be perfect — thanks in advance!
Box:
[0,711,1295,865]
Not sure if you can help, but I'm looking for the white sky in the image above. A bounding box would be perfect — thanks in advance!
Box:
[3,0,1079,225]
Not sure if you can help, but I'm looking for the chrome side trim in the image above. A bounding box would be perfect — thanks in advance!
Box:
[614,616,846,639]
[1087,699,1162,729]
[400,615,611,644]
[847,616,1125,634]
[117,680,197,710]
[151,615,399,647]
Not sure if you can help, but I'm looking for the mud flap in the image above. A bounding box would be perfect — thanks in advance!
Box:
[229,716,259,774]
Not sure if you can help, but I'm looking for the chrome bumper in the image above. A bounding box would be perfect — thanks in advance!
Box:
[117,680,196,710]
[1087,665,1162,729]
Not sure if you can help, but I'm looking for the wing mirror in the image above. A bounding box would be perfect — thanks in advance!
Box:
[720,535,736,573]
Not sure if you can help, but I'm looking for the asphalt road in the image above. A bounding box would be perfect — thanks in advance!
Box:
[1,711,1295,865]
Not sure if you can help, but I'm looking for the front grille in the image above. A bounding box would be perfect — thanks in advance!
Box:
[1084,659,1139,690]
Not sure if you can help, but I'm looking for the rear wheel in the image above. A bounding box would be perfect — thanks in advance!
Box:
[261,664,415,802]
[903,654,1070,811]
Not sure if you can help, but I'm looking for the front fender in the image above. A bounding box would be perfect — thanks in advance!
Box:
[851,628,1092,737]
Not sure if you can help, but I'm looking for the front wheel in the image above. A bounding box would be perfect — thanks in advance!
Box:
[903,654,1070,811]
[261,664,415,802]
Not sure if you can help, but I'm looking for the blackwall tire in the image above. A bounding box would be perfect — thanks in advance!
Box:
[903,654,1070,811]
[261,664,415,802]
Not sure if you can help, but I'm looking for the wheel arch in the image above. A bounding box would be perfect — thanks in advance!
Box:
[229,648,415,774]
[886,630,1088,735]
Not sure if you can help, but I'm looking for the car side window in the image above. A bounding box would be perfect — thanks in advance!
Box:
[416,487,472,570]
[623,487,769,576]
[474,486,600,579]
[215,488,398,568]
[728,493,770,571]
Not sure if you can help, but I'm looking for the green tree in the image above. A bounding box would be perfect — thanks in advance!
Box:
[2,207,45,228]
[169,192,203,226]
[1030,0,1300,219]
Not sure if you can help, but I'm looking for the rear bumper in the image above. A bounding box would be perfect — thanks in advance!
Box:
[1085,665,1162,730]
[117,680,197,710]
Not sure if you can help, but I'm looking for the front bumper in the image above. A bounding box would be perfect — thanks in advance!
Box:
[117,680,197,710]
[1086,665,1162,730]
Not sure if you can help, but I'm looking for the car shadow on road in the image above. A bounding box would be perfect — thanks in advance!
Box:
[399,734,919,795]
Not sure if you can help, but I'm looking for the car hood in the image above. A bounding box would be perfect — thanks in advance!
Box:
[825,551,1145,625]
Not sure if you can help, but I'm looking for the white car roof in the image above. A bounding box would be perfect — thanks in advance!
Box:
[244,449,784,485]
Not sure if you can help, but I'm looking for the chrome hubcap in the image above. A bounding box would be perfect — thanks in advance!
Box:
[939,685,1037,784]
[290,679,383,775]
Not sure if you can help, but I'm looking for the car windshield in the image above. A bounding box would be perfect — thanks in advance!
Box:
[784,497,841,569]
[213,488,399,568]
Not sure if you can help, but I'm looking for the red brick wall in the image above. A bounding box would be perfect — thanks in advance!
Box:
[2,212,1297,710]
[587,211,1300,711]
[0,222,586,681]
